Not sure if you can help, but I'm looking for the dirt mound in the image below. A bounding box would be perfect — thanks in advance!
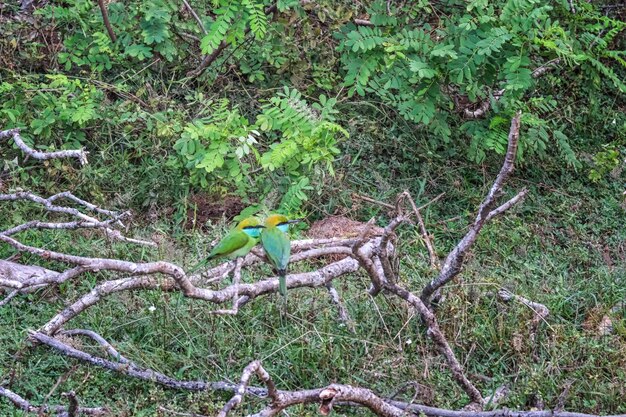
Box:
[306,216,386,262]
[307,215,385,240]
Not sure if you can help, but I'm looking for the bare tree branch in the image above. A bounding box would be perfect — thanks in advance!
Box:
[1,129,89,165]
[22,333,626,417]
[0,191,155,247]
[30,331,265,395]
[399,191,440,269]
[39,276,175,335]
[0,386,107,416]
[387,400,626,417]
[386,284,484,405]
[208,257,245,315]
[218,361,277,417]
[421,113,523,304]
[36,247,373,334]
[326,283,356,333]
[0,260,59,289]
[0,289,19,306]
[485,188,529,222]
[60,329,130,363]
[3,106,607,417]
[378,215,410,285]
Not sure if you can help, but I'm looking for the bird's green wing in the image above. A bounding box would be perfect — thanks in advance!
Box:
[229,236,259,258]
[260,227,291,271]
[208,230,250,259]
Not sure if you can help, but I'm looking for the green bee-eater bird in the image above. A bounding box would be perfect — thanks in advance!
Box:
[189,217,264,274]
[260,214,301,298]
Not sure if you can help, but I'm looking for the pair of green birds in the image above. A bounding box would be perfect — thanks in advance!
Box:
[193,214,299,297]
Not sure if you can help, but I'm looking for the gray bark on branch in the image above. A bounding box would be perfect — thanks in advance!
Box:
[0,386,107,416]
[1,122,538,415]
[23,333,626,417]
[1,129,89,165]
[0,190,156,247]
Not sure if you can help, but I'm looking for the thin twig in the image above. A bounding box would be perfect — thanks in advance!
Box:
[0,190,155,247]
[187,5,277,78]
[463,60,561,118]
[181,0,207,34]
[326,283,356,333]
[387,284,484,405]
[399,191,440,269]
[209,257,245,315]
[218,361,277,417]
[61,329,130,363]
[352,193,395,209]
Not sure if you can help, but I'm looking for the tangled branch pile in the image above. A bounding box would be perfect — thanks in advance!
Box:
[2,116,620,417]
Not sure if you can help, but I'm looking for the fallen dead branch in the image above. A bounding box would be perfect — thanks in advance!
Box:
[0,386,107,416]
[21,337,626,417]
[0,190,155,247]
[1,128,89,165]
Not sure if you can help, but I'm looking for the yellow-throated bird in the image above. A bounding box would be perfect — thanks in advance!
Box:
[189,217,264,274]
[260,214,300,298]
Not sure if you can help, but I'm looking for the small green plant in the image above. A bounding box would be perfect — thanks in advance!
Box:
[173,87,346,212]
[0,75,103,147]
[589,147,621,182]
[200,0,269,55]
[173,99,258,191]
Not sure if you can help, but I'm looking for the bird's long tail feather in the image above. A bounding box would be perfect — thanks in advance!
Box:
[189,255,213,274]
[278,270,287,299]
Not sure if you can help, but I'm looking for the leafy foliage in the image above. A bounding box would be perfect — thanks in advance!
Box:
[200,0,269,54]
[336,0,626,163]
[173,88,346,212]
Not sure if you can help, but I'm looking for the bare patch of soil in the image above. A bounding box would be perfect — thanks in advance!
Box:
[185,194,245,230]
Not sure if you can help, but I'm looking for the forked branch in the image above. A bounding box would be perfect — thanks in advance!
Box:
[421,113,525,304]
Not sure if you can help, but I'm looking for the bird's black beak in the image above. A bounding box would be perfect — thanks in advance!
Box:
[286,219,304,225]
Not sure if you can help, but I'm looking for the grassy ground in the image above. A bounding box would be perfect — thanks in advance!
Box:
[1,152,625,416]
[1,3,625,414]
